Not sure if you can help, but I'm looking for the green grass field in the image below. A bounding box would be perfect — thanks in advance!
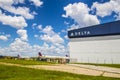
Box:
[0,59,55,65]
[75,63,120,68]
[0,59,120,68]
[0,64,119,80]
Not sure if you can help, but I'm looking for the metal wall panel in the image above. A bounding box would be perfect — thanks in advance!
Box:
[69,38,120,64]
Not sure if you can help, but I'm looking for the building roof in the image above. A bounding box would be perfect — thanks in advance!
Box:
[68,20,120,38]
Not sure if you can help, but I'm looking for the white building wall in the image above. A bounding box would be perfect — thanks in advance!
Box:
[69,35,120,64]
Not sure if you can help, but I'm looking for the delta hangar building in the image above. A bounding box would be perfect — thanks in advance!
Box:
[68,20,120,64]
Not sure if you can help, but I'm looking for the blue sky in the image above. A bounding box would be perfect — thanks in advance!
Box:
[0,0,120,57]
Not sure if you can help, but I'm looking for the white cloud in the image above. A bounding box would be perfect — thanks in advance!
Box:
[0,25,67,57]
[13,0,25,4]
[64,35,68,40]
[64,21,69,25]
[0,33,11,41]
[30,0,43,7]
[10,38,30,52]
[32,23,37,27]
[32,23,37,29]
[41,34,64,44]
[68,24,80,30]
[0,26,68,57]
[0,37,35,57]
[0,11,27,29]
[42,26,54,34]
[0,0,24,5]
[0,1,34,19]
[6,38,36,57]
[41,26,64,44]
[40,42,68,56]
[32,11,37,15]
[63,2,100,29]
[17,29,28,41]
[61,29,67,33]
[39,26,68,55]
[92,0,120,19]
[92,2,113,17]
[0,35,8,41]
[0,0,13,6]
[0,26,68,56]
[33,25,68,56]
[0,0,69,57]
[0,0,39,29]
[37,25,43,30]
[34,34,39,38]
[0,40,68,57]
[7,7,34,19]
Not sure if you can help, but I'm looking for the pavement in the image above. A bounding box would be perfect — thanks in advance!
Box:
[68,64,120,74]
[67,64,120,78]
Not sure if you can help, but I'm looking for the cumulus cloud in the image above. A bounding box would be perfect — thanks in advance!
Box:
[0,40,68,57]
[0,0,34,19]
[42,26,54,34]
[63,0,120,30]
[64,35,68,40]
[0,11,27,29]
[32,23,37,27]
[37,25,43,30]
[0,0,42,29]
[92,0,120,19]
[0,0,13,6]
[68,24,80,30]
[30,0,43,7]
[17,29,28,41]
[34,34,39,38]
[6,7,34,19]
[0,0,25,5]
[92,2,113,17]
[0,33,11,41]
[0,25,68,57]
[39,42,68,56]
[0,0,69,56]
[40,26,64,44]
[63,2,100,29]
[9,38,31,53]
[39,26,68,55]
[61,29,67,33]
[41,34,64,44]
[0,38,35,57]
[32,23,37,29]
[13,0,25,4]
[0,38,34,56]
[0,35,8,41]
[32,25,68,56]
